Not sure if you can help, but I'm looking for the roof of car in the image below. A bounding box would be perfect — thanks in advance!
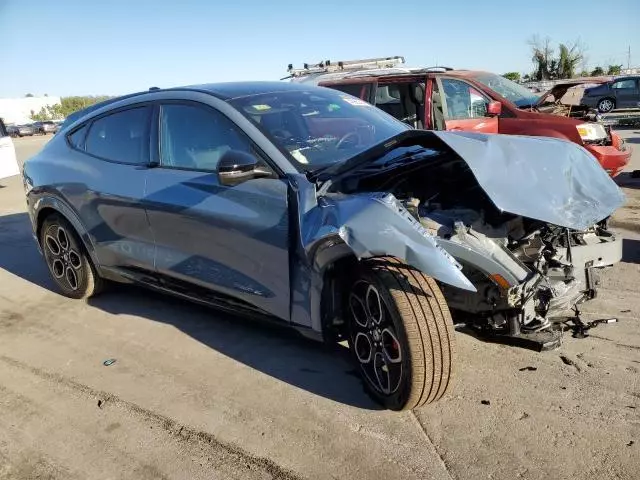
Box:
[61,81,324,130]
[185,81,321,99]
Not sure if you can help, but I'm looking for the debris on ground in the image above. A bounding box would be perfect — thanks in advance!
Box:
[481,400,491,406]
[103,358,116,366]
[627,441,634,447]
[519,366,538,372]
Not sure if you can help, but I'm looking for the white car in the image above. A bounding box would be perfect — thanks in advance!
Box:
[0,119,20,180]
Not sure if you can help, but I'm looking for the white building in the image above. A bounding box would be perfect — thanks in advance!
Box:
[0,96,62,125]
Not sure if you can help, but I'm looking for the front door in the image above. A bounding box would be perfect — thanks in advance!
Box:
[434,77,498,133]
[0,119,19,180]
[611,78,640,108]
[143,101,291,321]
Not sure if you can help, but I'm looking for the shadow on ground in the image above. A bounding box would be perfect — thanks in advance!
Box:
[0,212,379,410]
[622,238,640,264]
[615,171,640,190]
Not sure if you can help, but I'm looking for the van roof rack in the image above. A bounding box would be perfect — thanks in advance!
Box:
[286,56,405,77]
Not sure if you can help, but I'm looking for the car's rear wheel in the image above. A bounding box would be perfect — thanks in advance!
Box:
[346,256,456,410]
[41,214,104,299]
[597,98,615,113]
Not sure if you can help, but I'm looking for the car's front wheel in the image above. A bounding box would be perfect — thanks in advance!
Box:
[41,214,104,299]
[597,98,615,113]
[347,257,456,410]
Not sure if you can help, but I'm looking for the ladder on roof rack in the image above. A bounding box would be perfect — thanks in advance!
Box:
[286,56,405,77]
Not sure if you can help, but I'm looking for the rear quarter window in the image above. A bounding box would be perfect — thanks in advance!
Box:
[84,107,151,165]
[67,125,88,149]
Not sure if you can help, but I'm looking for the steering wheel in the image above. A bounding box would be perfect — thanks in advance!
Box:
[335,131,360,150]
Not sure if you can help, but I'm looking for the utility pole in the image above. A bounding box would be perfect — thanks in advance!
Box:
[628,45,631,70]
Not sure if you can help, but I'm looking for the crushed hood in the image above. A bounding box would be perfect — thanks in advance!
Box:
[431,131,625,230]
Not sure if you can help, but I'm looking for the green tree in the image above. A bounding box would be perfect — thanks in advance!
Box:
[29,104,65,121]
[556,43,583,79]
[502,72,521,82]
[606,64,622,75]
[590,66,605,76]
[58,96,113,118]
[579,70,590,77]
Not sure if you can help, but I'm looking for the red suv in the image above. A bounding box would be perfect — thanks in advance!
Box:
[293,62,630,177]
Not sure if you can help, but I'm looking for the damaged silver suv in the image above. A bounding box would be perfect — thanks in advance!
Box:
[23,82,623,410]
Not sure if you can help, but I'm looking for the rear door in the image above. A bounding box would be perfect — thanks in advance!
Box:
[0,118,20,180]
[611,78,640,108]
[435,77,498,133]
[69,105,155,270]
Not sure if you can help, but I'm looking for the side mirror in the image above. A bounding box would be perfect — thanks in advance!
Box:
[487,101,502,117]
[486,101,502,116]
[217,150,272,186]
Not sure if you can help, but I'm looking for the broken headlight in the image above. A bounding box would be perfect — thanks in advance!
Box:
[576,122,607,142]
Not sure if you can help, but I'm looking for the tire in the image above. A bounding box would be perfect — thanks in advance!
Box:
[346,256,456,410]
[40,214,104,299]
[597,98,615,113]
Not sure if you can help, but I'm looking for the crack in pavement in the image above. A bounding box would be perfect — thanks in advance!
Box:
[0,354,303,480]
[410,411,455,480]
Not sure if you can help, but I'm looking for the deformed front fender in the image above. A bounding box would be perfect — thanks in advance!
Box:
[300,189,476,292]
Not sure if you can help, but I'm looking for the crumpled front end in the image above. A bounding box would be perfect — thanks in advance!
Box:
[298,187,476,292]
[408,200,622,330]
[323,130,625,337]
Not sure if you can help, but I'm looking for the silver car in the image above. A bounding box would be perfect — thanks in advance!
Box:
[22,82,623,410]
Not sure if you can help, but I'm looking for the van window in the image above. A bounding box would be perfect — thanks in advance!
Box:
[440,78,490,120]
[374,83,425,128]
[327,83,370,100]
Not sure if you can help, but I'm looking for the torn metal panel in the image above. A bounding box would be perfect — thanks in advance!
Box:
[299,190,476,292]
[432,131,625,231]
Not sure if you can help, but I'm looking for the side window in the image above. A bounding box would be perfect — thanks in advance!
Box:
[160,103,258,172]
[326,83,370,100]
[374,83,425,127]
[85,107,151,165]
[612,79,636,89]
[441,78,490,120]
[67,125,88,149]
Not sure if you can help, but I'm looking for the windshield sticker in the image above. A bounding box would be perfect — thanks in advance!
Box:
[342,97,370,107]
[251,104,271,111]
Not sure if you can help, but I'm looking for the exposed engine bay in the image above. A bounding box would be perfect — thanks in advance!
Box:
[325,133,623,338]
[403,199,620,332]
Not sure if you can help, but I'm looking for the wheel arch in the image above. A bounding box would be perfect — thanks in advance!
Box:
[33,198,100,269]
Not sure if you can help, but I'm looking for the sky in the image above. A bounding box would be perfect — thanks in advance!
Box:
[1,0,639,98]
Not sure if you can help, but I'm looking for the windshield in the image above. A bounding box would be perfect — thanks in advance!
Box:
[472,72,540,107]
[229,89,409,172]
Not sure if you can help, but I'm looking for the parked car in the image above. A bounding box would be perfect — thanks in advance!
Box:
[0,118,20,180]
[291,59,631,177]
[22,82,623,410]
[535,77,612,119]
[581,76,640,113]
[32,121,58,135]
[7,124,36,137]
